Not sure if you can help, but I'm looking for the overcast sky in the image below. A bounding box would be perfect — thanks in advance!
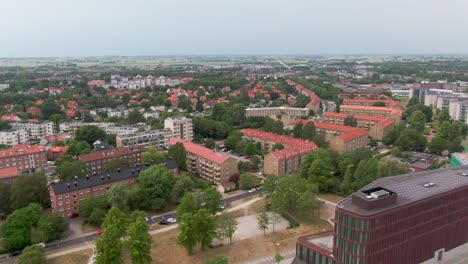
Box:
[1,0,468,57]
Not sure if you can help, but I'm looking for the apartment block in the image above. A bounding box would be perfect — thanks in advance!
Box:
[77,146,144,175]
[342,98,401,109]
[0,167,19,184]
[59,121,150,135]
[323,112,395,140]
[245,107,309,118]
[0,129,29,146]
[0,144,47,174]
[164,116,193,142]
[339,105,402,125]
[116,130,169,149]
[10,120,54,139]
[168,138,238,185]
[243,129,318,176]
[294,166,468,264]
[49,160,177,219]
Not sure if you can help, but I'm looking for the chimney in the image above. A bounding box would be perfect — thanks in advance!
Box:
[86,175,89,180]
[146,163,149,167]
[74,176,78,180]
[101,176,104,181]
[137,169,140,173]
[107,174,110,179]
[74,181,77,186]
[131,169,134,174]
[117,168,121,173]
[67,183,70,188]
[93,172,97,176]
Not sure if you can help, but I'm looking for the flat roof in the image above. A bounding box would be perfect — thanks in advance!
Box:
[338,166,468,216]
[307,233,334,252]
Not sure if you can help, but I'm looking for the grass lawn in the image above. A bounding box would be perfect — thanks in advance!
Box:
[48,249,93,264]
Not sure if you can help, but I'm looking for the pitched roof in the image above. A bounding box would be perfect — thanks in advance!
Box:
[324,112,386,122]
[168,138,230,164]
[340,105,395,112]
[0,144,46,158]
[0,167,19,180]
[375,119,395,129]
[337,129,368,142]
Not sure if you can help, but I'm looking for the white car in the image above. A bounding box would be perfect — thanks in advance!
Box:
[167,218,177,223]
[248,188,256,193]
[144,217,151,222]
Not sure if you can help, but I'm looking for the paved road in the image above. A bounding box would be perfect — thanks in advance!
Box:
[0,190,261,263]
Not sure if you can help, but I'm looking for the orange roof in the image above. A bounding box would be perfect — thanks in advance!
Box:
[324,112,386,122]
[78,147,140,162]
[337,129,368,142]
[313,122,357,133]
[294,121,368,143]
[0,144,46,158]
[242,129,318,160]
[343,99,399,108]
[0,167,19,180]
[340,105,395,112]
[49,146,69,153]
[375,119,395,128]
[168,138,230,164]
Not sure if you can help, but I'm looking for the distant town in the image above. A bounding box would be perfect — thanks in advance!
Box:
[0,55,467,264]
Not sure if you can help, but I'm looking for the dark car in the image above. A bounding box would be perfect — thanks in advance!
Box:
[159,221,169,225]
[8,250,22,258]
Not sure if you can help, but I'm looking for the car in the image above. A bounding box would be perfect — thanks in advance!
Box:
[159,221,169,225]
[250,169,256,173]
[167,217,177,223]
[96,229,104,236]
[8,250,22,258]
[144,217,151,222]
[36,242,46,248]
[248,188,256,193]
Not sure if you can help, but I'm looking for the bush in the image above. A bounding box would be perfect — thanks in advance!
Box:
[281,212,300,228]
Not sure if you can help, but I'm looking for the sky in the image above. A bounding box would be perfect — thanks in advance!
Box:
[1,0,468,57]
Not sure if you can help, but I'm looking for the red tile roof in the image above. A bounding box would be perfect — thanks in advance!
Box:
[343,99,399,108]
[375,119,395,129]
[0,144,46,158]
[337,129,368,142]
[340,105,403,117]
[77,147,140,162]
[242,129,318,160]
[0,167,19,180]
[168,138,230,164]
[324,112,386,122]
[293,121,368,143]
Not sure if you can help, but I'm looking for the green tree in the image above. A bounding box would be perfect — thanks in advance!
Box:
[0,120,12,131]
[394,129,427,151]
[176,193,199,217]
[342,167,354,195]
[11,172,50,210]
[257,210,270,236]
[107,183,130,212]
[408,110,426,132]
[104,157,130,172]
[168,142,187,171]
[344,115,358,127]
[2,203,43,251]
[75,125,108,145]
[196,99,204,112]
[44,212,69,241]
[300,149,335,191]
[125,216,153,264]
[66,140,92,156]
[95,224,123,264]
[428,136,449,154]
[204,138,216,149]
[407,97,420,108]
[177,209,216,255]
[372,101,386,107]
[272,143,284,151]
[312,134,328,148]
[0,181,12,216]
[382,125,405,146]
[292,122,303,138]
[122,94,131,105]
[141,146,166,164]
[78,195,109,225]
[196,188,223,215]
[41,101,63,119]
[378,157,410,178]
[138,164,175,210]
[274,253,284,264]
[216,213,238,245]
[239,172,260,190]
[407,104,433,121]
[171,176,195,203]
[352,158,379,191]
[438,109,451,125]
[128,110,146,124]
[300,122,316,140]
[204,256,229,264]
[56,159,88,181]
[18,245,47,264]
[224,133,241,150]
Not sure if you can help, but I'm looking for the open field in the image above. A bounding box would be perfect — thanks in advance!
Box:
[48,249,93,264]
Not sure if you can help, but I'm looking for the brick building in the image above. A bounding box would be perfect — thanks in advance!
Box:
[0,144,47,174]
[168,138,238,185]
[342,98,401,109]
[340,105,403,125]
[294,121,368,155]
[0,167,19,184]
[323,112,395,140]
[294,166,468,264]
[49,160,177,219]
[243,129,319,176]
[77,146,144,175]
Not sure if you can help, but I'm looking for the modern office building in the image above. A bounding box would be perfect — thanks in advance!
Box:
[168,138,238,185]
[164,116,193,142]
[116,130,169,149]
[294,166,468,264]
[243,129,318,176]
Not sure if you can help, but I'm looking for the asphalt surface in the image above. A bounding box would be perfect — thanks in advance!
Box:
[0,190,260,263]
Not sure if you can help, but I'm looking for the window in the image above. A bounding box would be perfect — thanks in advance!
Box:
[66,199,70,204]
[58,195,62,199]
[65,193,69,197]
[93,187,97,191]
[86,188,90,193]
[66,205,70,209]
[59,207,64,211]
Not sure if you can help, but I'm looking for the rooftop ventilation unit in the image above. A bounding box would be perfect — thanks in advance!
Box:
[370,190,390,199]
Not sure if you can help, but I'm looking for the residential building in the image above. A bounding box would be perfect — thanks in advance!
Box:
[168,138,238,185]
[77,146,144,175]
[448,100,468,123]
[59,121,150,135]
[342,99,401,109]
[0,167,19,184]
[245,107,308,118]
[323,112,395,140]
[286,79,321,113]
[116,130,169,149]
[0,144,47,174]
[0,129,29,146]
[243,129,318,176]
[10,120,54,139]
[294,166,468,264]
[339,105,402,125]
[295,120,368,155]
[47,146,69,160]
[49,160,177,219]
[164,116,193,142]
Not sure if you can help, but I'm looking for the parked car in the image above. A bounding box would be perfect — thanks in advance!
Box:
[167,217,177,223]
[248,188,256,193]
[144,217,151,222]
[96,229,104,236]
[8,251,22,258]
[159,221,169,225]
